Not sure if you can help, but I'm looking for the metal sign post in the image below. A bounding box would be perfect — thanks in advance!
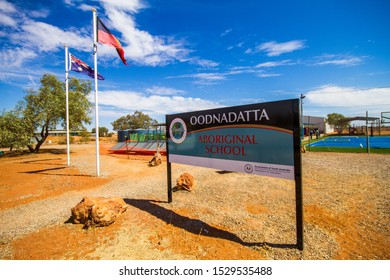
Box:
[166,131,173,203]
[293,100,304,250]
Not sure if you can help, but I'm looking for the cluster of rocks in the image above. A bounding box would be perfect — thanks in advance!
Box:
[70,173,196,228]
[71,197,127,228]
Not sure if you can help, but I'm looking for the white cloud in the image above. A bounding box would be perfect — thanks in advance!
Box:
[172,72,227,85]
[0,0,17,27]
[1,0,190,67]
[172,65,283,84]
[256,73,281,78]
[146,86,186,96]
[0,1,84,85]
[313,54,363,66]
[256,40,306,56]
[228,41,244,51]
[100,0,147,13]
[188,58,219,69]
[1,0,90,54]
[10,21,90,52]
[90,90,222,118]
[220,28,232,37]
[304,85,390,117]
[0,13,16,26]
[0,71,37,84]
[0,0,16,13]
[78,4,95,12]
[256,59,294,68]
[0,48,37,67]
[63,0,75,6]
[30,9,50,18]
[100,0,190,66]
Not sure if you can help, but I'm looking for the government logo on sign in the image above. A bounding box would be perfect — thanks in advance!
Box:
[244,164,254,173]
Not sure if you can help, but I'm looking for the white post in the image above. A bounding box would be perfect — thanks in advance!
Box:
[92,8,100,176]
[64,45,70,166]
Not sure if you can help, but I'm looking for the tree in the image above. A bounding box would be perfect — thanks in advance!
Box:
[78,130,91,144]
[326,113,349,134]
[111,111,157,131]
[92,127,109,137]
[0,110,31,151]
[16,74,92,152]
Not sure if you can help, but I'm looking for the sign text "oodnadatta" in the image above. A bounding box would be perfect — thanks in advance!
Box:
[189,109,269,126]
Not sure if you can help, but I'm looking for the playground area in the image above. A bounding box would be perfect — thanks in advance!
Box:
[109,128,166,155]
[0,143,389,260]
[307,135,390,150]
[109,140,166,155]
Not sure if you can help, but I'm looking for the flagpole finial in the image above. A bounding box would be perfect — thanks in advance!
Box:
[92,8,97,12]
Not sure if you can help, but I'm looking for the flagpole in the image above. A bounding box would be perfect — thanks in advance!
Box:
[92,8,100,177]
[64,45,70,166]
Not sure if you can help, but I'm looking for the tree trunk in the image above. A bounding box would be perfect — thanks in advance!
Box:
[30,124,49,153]
[34,139,45,152]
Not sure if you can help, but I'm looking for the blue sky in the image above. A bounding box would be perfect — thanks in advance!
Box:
[1,0,389,131]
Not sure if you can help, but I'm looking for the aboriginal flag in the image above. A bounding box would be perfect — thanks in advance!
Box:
[97,17,127,65]
[70,53,104,80]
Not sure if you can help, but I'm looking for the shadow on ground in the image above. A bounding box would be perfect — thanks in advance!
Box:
[124,198,296,250]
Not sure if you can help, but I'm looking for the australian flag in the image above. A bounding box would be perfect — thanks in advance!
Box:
[69,53,104,80]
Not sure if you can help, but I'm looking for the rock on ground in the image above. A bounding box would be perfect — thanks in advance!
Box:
[176,173,196,191]
[71,197,127,228]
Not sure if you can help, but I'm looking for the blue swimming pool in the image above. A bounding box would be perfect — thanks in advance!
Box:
[308,136,390,149]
